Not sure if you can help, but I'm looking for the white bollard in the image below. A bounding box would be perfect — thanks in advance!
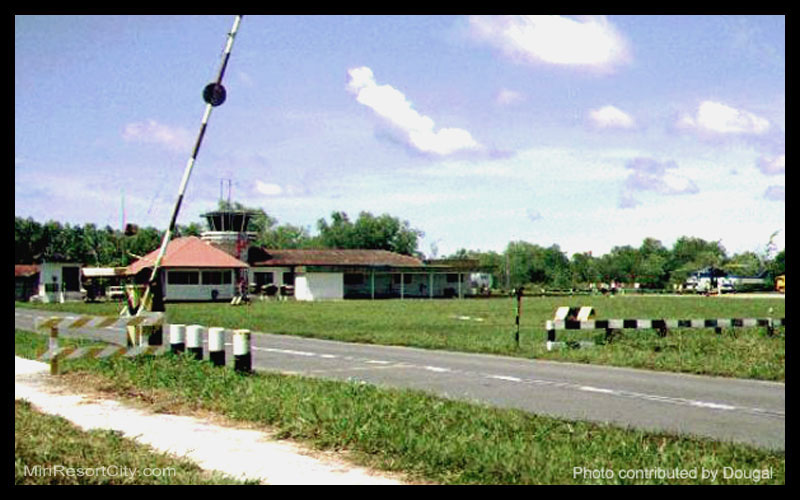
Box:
[186,325,205,361]
[233,329,251,373]
[208,327,226,367]
[546,320,555,351]
[169,324,186,354]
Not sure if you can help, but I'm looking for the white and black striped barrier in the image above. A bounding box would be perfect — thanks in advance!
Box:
[545,316,786,351]
[171,325,240,370]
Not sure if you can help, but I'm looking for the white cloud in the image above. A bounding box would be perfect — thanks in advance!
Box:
[525,209,542,222]
[757,154,785,175]
[346,66,482,156]
[677,101,770,136]
[623,157,699,200]
[764,185,785,201]
[618,193,641,209]
[496,88,524,106]
[589,105,635,129]
[237,70,255,87]
[254,180,283,196]
[122,120,192,152]
[469,15,630,71]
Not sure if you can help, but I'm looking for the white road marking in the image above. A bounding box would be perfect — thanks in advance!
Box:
[689,401,737,411]
[424,366,451,373]
[579,385,617,395]
[254,347,317,357]
[487,374,523,383]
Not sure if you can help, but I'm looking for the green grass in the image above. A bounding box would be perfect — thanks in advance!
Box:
[16,295,785,380]
[14,398,247,485]
[14,329,785,485]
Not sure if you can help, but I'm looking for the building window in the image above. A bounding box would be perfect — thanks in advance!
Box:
[283,272,295,286]
[201,270,232,285]
[202,271,223,285]
[446,273,459,283]
[168,271,199,285]
[254,272,274,286]
[392,274,412,284]
[344,273,364,285]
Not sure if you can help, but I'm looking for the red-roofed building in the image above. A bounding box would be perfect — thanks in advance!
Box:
[197,208,483,301]
[126,236,248,302]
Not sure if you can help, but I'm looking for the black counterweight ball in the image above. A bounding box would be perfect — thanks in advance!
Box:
[203,83,226,106]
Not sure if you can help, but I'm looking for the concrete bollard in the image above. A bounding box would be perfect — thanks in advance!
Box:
[186,325,205,361]
[233,329,251,373]
[169,324,186,354]
[545,320,555,351]
[208,327,226,367]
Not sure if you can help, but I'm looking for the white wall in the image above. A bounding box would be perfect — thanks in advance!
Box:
[295,272,343,301]
[37,262,82,302]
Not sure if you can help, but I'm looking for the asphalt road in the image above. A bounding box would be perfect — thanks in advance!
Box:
[15,307,785,451]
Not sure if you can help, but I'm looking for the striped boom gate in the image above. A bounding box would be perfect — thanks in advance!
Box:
[545,312,785,351]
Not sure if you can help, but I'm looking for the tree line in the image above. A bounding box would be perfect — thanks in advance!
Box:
[15,203,784,291]
[14,201,422,268]
[451,237,784,291]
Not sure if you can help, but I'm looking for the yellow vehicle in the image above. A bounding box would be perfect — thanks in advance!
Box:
[776,274,785,293]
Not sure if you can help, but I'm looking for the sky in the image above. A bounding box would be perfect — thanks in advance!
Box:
[15,15,785,259]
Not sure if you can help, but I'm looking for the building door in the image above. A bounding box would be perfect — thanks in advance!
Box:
[62,266,80,292]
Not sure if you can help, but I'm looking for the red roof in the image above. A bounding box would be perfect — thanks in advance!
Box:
[126,237,248,276]
[250,248,424,268]
[15,264,40,277]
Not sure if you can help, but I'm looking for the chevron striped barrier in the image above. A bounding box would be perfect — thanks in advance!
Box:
[35,313,166,373]
[35,312,165,334]
[545,316,785,351]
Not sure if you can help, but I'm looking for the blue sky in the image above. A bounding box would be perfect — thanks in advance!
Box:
[15,15,785,259]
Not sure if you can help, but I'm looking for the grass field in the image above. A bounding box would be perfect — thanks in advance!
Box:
[13,330,785,485]
[16,294,785,380]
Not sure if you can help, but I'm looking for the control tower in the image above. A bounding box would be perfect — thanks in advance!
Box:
[200,210,258,261]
